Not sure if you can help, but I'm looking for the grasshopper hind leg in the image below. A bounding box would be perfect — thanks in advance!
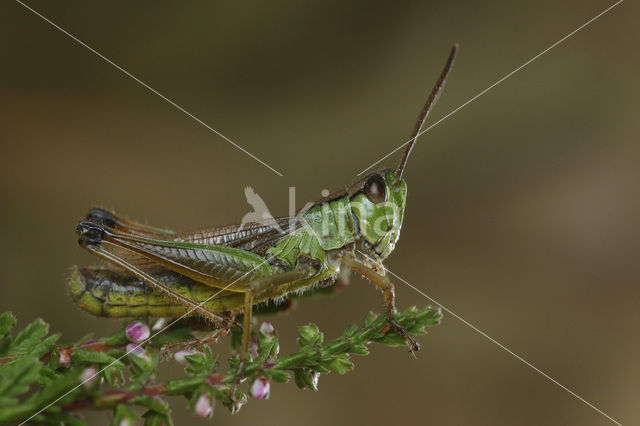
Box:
[160,327,232,359]
[229,267,319,405]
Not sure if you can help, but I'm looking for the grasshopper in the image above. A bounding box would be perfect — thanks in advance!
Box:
[72,44,458,377]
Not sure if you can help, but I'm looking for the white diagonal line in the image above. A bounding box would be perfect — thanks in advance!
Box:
[355,250,623,425]
[15,0,284,177]
[14,0,625,423]
[357,0,623,176]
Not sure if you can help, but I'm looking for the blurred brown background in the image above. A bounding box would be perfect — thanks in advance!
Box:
[1,0,638,424]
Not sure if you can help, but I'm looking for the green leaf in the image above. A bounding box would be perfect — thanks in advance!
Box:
[376,331,407,347]
[129,350,158,385]
[293,368,306,389]
[323,355,353,375]
[293,368,318,391]
[131,395,170,415]
[103,364,125,388]
[0,312,16,340]
[349,343,370,356]
[0,371,79,423]
[30,333,61,359]
[25,372,84,412]
[364,311,379,328]
[212,386,232,405]
[324,338,350,354]
[103,329,128,346]
[297,324,323,346]
[265,368,290,383]
[35,365,62,387]
[0,396,17,406]
[184,349,217,376]
[0,355,42,398]
[143,410,174,426]
[110,404,138,426]
[342,324,358,337]
[2,318,48,356]
[37,409,87,426]
[72,348,122,366]
[165,376,203,394]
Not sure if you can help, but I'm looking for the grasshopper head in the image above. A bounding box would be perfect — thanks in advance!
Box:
[350,170,407,259]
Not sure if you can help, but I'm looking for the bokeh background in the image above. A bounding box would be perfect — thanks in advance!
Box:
[1,0,638,424]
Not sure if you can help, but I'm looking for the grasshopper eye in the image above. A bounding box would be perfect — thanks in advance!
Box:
[364,174,387,205]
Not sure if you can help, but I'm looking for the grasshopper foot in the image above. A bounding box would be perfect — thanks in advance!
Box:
[387,317,420,355]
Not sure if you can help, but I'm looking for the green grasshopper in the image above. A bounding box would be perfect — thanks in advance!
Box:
[72,44,458,371]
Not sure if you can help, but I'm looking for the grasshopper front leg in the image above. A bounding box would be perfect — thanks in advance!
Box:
[341,252,420,354]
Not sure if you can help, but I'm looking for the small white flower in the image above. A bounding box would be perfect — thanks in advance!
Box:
[174,349,203,366]
[259,322,275,339]
[250,377,271,400]
[232,397,244,414]
[194,393,214,418]
[126,343,151,363]
[80,366,98,389]
[152,317,168,331]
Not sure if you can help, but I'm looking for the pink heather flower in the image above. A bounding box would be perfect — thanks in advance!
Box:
[194,393,214,418]
[250,377,271,400]
[259,322,275,339]
[80,366,98,389]
[126,343,151,363]
[174,349,203,366]
[118,420,133,426]
[125,321,150,344]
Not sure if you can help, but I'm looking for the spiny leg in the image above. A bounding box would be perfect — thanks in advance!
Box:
[161,327,231,357]
[229,267,316,404]
[157,312,244,360]
[341,252,420,354]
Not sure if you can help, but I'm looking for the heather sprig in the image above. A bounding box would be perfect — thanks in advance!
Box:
[0,306,441,425]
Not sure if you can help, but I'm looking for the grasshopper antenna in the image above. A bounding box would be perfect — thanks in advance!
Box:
[397,43,459,178]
